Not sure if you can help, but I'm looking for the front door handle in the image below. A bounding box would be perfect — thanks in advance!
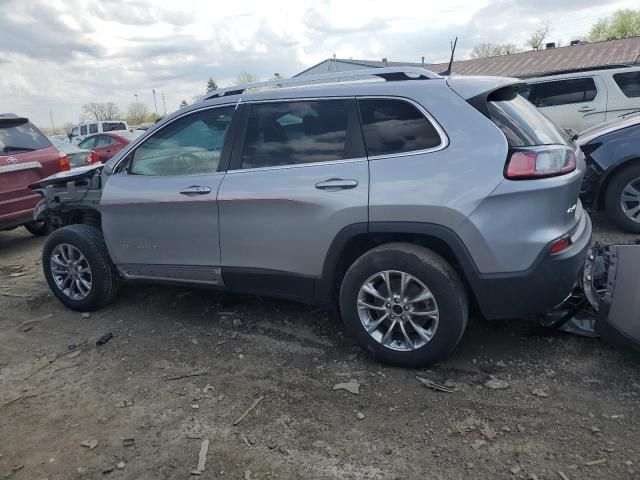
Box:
[315,178,358,191]
[578,106,595,112]
[180,185,212,196]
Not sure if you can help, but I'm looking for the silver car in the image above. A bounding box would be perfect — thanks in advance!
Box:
[32,68,592,367]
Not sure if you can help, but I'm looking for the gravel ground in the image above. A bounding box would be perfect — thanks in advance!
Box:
[1,213,639,480]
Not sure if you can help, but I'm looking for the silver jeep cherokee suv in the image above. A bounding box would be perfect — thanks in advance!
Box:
[32,68,592,367]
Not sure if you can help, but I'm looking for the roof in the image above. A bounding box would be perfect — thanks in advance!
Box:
[299,36,640,79]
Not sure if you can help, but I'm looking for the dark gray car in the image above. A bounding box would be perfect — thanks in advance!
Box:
[31,68,591,367]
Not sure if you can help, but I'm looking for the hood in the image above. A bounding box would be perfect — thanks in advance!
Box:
[577,111,640,145]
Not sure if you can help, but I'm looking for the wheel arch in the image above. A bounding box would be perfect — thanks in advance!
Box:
[317,222,480,307]
[596,156,640,210]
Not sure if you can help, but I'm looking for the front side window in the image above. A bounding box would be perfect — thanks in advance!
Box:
[80,125,87,135]
[528,78,597,107]
[130,107,234,176]
[358,98,442,157]
[71,127,79,137]
[241,100,350,169]
[89,124,98,134]
[613,72,640,98]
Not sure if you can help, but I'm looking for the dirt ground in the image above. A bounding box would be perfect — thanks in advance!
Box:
[1,212,639,480]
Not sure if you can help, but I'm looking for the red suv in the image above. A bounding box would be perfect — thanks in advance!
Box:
[0,114,69,236]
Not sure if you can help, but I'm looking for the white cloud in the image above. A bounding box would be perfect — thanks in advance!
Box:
[0,0,632,127]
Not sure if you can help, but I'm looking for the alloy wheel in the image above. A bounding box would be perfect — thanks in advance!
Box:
[620,178,640,224]
[50,243,93,300]
[357,270,439,352]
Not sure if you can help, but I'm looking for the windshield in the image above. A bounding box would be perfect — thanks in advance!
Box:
[487,88,570,147]
[0,119,51,154]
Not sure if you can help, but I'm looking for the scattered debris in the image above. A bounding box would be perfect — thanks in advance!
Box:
[232,395,265,426]
[8,272,27,278]
[102,467,114,474]
[333,380,360,395]
[471,439,486,450]
[190,439,209,476]
[557,471,570,480]
[81,439,98,449]
[167,371,209,381]
[96,332,113,346]
[480,424,497,440]
[532,388,549,398]
[416,376,455,393]
[510,465,522,474]
[585,459,607,466]
[98,310,113,318]
[356,412,365,420]
[122,438,135,448]
[191,338,199,345]
[115,400,133,408]
[17,313,53,332]
[0,291,30,298]
[484,378,510,390]
[203,385,215,395]
[116,462,126,470]
[81,312,91,319]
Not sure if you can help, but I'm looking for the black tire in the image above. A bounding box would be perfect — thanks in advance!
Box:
[42,224,119,311]
[339,243,468,368]
[604,162,640,234]
[24,220,50,236]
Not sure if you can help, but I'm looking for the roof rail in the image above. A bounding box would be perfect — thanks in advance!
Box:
[203,67,440,100]
[535,64,632,78]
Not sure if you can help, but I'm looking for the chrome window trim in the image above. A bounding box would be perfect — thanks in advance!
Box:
[357,96,449,160]
[226,157,367,175]
[111,103,237,173]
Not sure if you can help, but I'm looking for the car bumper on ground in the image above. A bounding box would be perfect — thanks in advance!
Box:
[469,213,593,320]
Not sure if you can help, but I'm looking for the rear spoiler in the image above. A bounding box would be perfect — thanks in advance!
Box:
[0,115,28,125]
[446,76,525,119]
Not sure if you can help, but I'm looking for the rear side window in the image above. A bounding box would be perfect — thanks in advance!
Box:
[94,135,113,147]
[358,99,442,157]
[241,100,351,169]
[89,124,98,134]
[78,137,97,149]
[80,125,87,135]
[487,88,570,147]
[528,78,597,107]
[103,122,126,132]
[0,119,51,154]
[613,72,640,98]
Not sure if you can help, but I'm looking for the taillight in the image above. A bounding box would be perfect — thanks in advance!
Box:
[85,151,99,165]
[59,153,70,172]
[505,147,576,180]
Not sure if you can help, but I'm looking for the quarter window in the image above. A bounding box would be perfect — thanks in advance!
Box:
[240,100,351,169]
[528,78,597,107]
[358,99,442,157]
[80,125,87,135]
[129,107,234,176]
[613,72,640,98]
[89,124,98,134]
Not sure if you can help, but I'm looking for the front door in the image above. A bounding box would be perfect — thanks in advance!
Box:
[100,105,237,285]
[217,98,368,300]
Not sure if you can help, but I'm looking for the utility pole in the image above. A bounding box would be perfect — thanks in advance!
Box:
[134,93,139,104]
[161,92,166,116]
[49,111,55,134]
[152,89,158,115]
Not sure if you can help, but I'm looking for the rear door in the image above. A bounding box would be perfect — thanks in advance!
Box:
[100,105,237,285]
[92,135,116,162]
[609,71,640,119]
[217,98,368,300]
[527,77,607,132]
[0,118,60,225]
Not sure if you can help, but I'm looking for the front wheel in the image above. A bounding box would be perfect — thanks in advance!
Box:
[42,224,119,311]
[339,243,468,368]
[24,220,50,236]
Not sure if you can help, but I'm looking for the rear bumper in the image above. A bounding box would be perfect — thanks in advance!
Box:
[469,213,592,320]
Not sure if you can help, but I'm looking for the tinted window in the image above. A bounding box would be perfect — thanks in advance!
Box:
[0,119,51,154]
[614,72,640,98]
[130,107,233,176]
[89,124,98,134]
[358,99,441,157]
[103,122,126,132]
[488,88,570,147]
[80,125,87,135]
[78,137,97,149]
[241,100,350,169]
[529,78,597,107]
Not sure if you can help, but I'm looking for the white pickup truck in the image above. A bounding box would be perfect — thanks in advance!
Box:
[68,120,129,144]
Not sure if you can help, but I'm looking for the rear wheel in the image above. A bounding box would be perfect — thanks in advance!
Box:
[604,163,640,233]
[42,224,119,311]
[24,220,50,236]
[339,243,468,368]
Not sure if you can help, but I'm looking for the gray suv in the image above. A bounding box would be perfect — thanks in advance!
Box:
[32,68,592,367]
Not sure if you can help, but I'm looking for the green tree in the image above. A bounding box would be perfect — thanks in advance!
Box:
[588,9,640,41]
[470,42,522,59]
[206,78,218,92]
[125,102,149,125]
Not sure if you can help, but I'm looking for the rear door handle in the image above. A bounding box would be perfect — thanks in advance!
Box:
[315,178,358,191]
[578,106,595,112]
[180,185,212,196]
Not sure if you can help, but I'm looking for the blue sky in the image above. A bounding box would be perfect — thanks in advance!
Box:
[0,0,636,127]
